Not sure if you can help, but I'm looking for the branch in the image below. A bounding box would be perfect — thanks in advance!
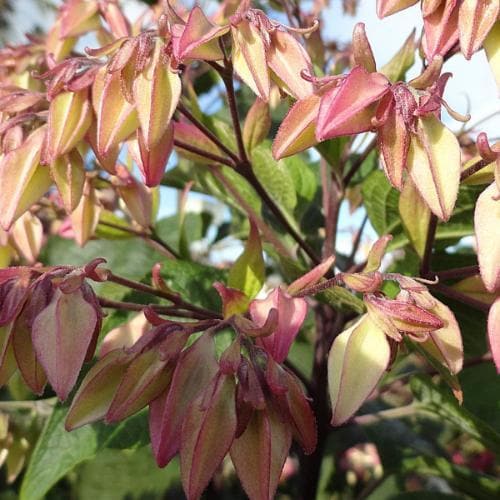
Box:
[98,220,180,259]
[177,103,240,164]
[429,282,490,313]
[345,214,369,269]
[174,139,236,168]
[240,165,321,265]
[434,265,480,281]
[98,296,218,321]
[420,215,438,277]
[219,60,248,164]
[460,157,491,182]
[104,272,222,319]
[342,136,377,186]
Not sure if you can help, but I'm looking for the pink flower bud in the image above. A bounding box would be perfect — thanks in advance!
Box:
[250,288,307,363]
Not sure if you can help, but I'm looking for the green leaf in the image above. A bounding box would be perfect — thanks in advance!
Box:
[460,363,500,432]
[155,212,212,255]
[74,448,180,500]
[315,137,350,175]
[362,170,403,238]
[20,406,150,500]
[317,286,365,314]
[251,141,297,214]
[401,455,500,500]
[411,375,500,455]
[159,259,226,310]
[40,236,160,300]
[380,29,416,83]
[163,159,262,216]
[363,172,479,252]
[283,155,319,218]
[228,222,265,301]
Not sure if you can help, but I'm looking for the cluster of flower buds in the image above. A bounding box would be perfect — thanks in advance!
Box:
[64,254,336,500]
[328,235,463,425]
[0,0,321,251]
[0,259,104,400]
[377,0,499,64]
[274,22,473,222]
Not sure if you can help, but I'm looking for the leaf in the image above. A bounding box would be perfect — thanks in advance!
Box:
[20,406,150,500]
[228,221,265,301]
[317,286,366,314]
[362,169,403,237]
[41,233,158,287]
[74,447,180,500]
[401,455,500,500]
[283,155,318,217]
[460,363,500,432]
[251,142,297,214]
[158,259,227,311]
[411,375,500,455]
[243,98,271,151]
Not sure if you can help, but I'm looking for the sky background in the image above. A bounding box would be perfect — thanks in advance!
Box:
[3,0,499,262]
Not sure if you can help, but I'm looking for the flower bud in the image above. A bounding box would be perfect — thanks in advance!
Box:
[250,288,307,363]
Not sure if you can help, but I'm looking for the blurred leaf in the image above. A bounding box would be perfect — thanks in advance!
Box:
[74,447,180,500]
[20,406,150,500]
[40,236,160,299]
[411,375,500,455]
[155,212,212,254]
[460,363,500,432]
[163,160,262,216]
[401,455,500,500]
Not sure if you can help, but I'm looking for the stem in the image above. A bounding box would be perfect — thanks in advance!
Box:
[434,265,479,281]
[240,165,321,265]
[209,166,294,258]
[420,215,438,277]
[460,157,491,182]
[342,137,377,186]
[353,404,419,426]
[173,139,235,168]
[177,103,240,164]
[208,59,321,265]
[299,308,344,498]
[294,276,341,297]
[429,282,490,313]
[345,214,368,269]
[105,272,222,319]
[219,62,248,164]
[98,297,218,321]
[98,220,180,259]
